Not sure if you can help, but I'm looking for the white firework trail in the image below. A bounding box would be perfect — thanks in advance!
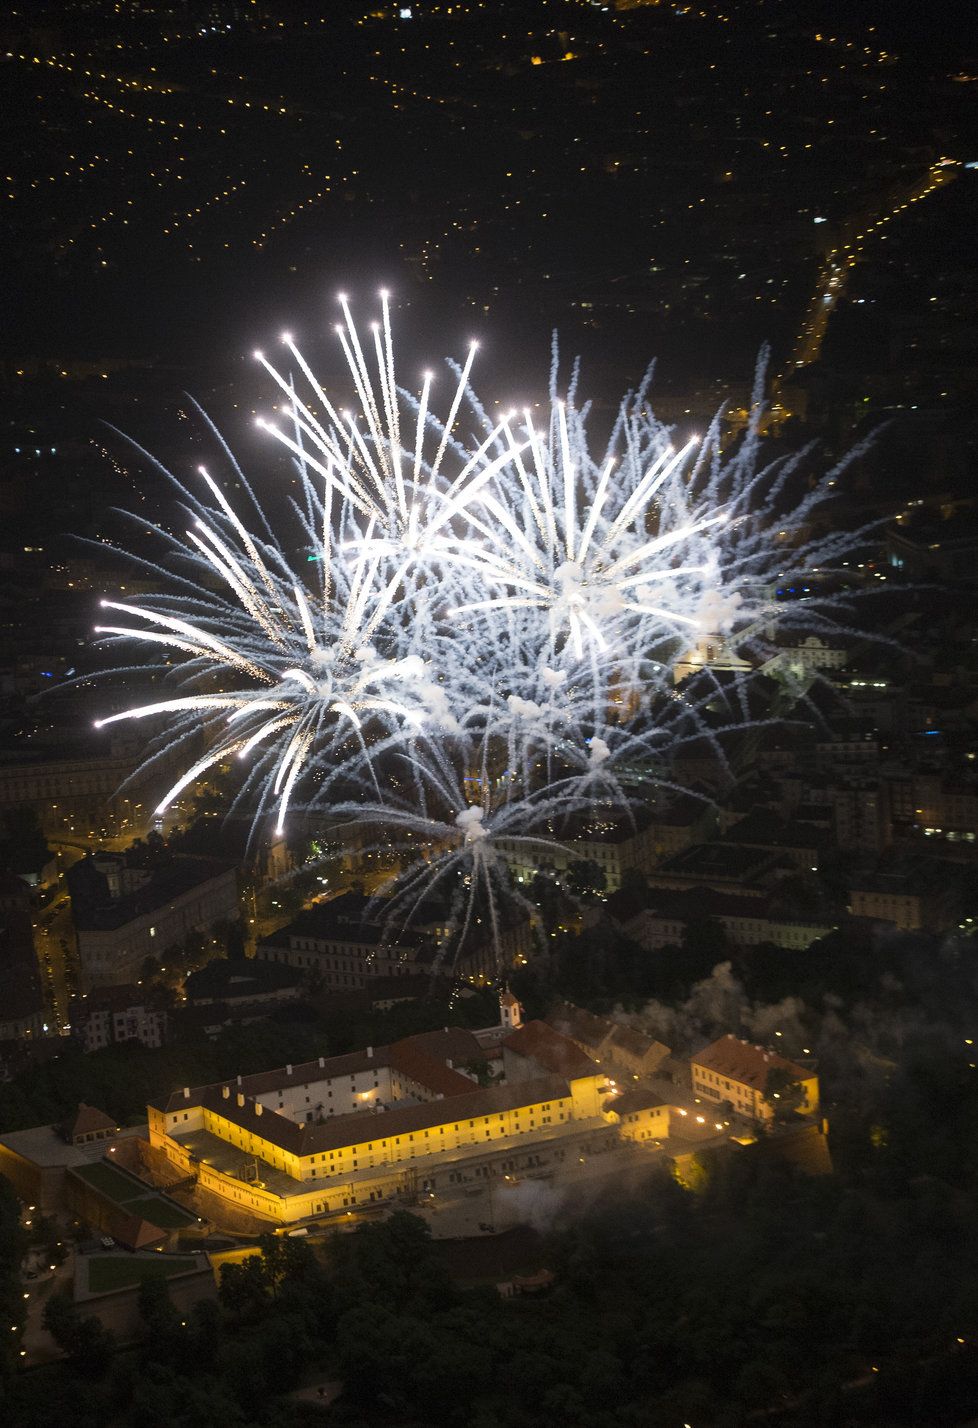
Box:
[91,293,877,974]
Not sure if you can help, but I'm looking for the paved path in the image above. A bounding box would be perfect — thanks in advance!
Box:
[20,1248,75,1366]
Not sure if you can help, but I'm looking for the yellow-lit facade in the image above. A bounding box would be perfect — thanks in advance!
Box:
[612,1102,671,1144]
[148,1064,612,1225]
[691,1055,819,1123]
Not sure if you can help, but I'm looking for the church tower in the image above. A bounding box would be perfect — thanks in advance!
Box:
[499,986,522,1031]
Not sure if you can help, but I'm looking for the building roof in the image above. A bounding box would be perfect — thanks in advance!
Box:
[608,1086,672,1116]
[150,1025,486,1117]
[724,808,825,854]
[548,1000,613,1054]
[652,841,791,887]
[265,892,419,952]
[691,1034,810,1091]
[71,983,165,1017]
[626,888,833,932]
[188,1073,571,1159]
[503,1020,601,1081]
[604,1024,670,1068]
[185,957,301,1003]
[368,974,432,1005]
[387,1029,479,1098]
[849,860,945,897]
[111,1216,167,1251]
[0,1121,145,1169]
[69,854,236,933]
[150,1048,380,1112]
[61,1102,118,1141]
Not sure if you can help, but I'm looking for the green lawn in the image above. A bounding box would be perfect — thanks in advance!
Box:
[87,1255,200,1294]
[72,1161,146,1204]
[124,1196,195,1229]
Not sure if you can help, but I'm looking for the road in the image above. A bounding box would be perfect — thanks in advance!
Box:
[777,159,959,389]
[33,883,78,1030]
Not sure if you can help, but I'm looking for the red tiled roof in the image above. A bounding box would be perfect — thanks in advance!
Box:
[195,1074,571,1158]
[149,1046,390,1113]
[110,1216,167,1251]
[150,1026,487,1115]
[388,1033,476,1098]
[503,1020,600,1081]
[62,1103,117,1140]
[691,1034,808,1090]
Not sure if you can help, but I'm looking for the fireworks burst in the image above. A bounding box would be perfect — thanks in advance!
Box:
[92,292,873,973]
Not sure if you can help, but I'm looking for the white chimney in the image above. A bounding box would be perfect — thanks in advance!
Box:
[367,1046,373,1058]
[255,1102,263,1116]
[237,1093,245,1107]
[222,1086,230,1100]
[286,1064,293,1076]
[318,1056,325,1069]
[182,1087,190,1099]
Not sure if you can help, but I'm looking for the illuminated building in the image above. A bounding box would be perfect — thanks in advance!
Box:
[146,1003,629,1225]
[691,1034,819,1123]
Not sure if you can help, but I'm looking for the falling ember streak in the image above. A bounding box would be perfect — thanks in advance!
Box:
[93,293,874,974]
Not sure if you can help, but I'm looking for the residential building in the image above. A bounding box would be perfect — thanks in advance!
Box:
[848,864,956,932]
[0,750,136,835]
[690,1034,819,1123]
[61,1103,119,1148]
[627,890,835,952]
[68,852,239,990]
[184,957,302,1012]
[645,841,793,895]
[548,1000,671,1080]
[673,636,752,686]
[495,818,648,894]
[255,893,435,988]
[608,1086,672,1145]
[761,636,848,680]
[70,984,168,1052]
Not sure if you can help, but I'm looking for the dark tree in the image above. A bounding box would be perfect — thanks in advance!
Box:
[0,805,51,878]
[564,858,608,903]
[764,1065,806,1122]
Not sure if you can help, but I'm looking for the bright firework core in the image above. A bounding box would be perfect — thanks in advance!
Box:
[92,291,871,968]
